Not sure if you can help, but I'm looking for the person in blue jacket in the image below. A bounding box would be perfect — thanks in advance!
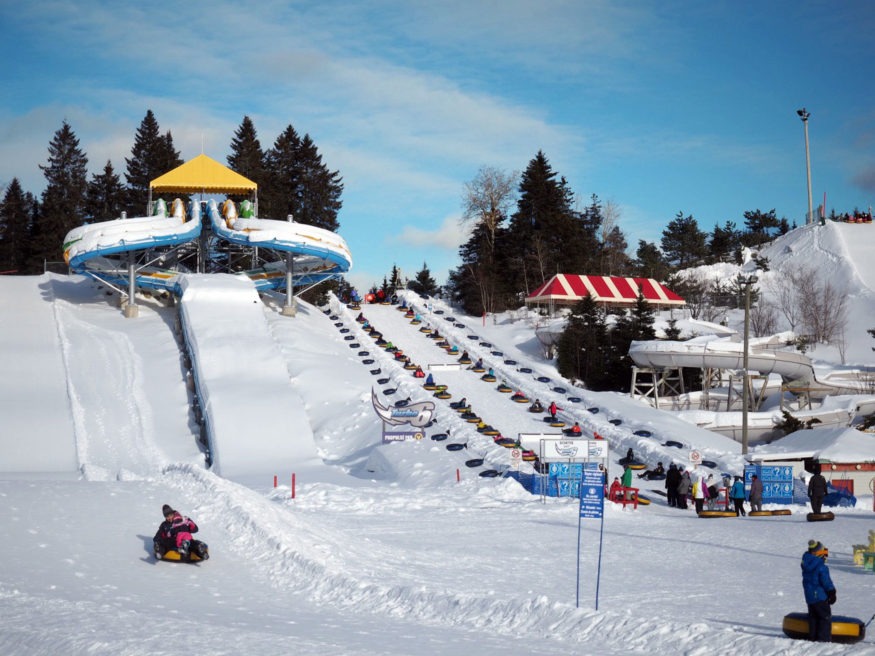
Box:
[801,539,837,642]
[729,475,747,516]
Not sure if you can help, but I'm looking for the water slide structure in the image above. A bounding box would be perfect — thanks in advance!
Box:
[628,335,875,442]
[63,154,352,295]
[61,155,353,479]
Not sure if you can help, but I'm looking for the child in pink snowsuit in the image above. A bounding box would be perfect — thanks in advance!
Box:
[154,504,198,556]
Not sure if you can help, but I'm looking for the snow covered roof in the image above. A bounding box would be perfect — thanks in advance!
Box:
[750,426,875,463]
[525,274,685,307]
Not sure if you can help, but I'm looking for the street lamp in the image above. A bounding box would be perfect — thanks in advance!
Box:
[740,275,758,455]
[797,108,814,225]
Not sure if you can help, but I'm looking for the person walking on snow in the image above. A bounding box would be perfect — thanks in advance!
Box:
[665,463,681,507]
[801,539,836,642]
[729,476,747,516]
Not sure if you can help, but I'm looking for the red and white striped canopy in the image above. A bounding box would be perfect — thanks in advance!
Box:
[526,274,684,307]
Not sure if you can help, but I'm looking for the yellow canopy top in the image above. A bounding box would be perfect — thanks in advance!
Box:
[149,153,257,193]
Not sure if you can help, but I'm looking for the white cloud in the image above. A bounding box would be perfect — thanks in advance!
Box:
[394,214,468,250]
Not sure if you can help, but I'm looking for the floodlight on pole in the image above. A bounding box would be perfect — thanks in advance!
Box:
[797,108,814,225]
[740,275,758,455]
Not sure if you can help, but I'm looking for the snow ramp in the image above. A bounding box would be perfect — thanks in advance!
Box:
[178,274,319,481]
[0,275,77,472]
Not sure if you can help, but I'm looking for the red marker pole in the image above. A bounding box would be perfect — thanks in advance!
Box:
[456,468,460,483]
[273,475,278,488]
[291,473,296,499]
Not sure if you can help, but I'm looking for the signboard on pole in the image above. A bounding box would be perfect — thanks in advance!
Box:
[370,388,435,444]
[539,438,608,463]
[579,469,606,519]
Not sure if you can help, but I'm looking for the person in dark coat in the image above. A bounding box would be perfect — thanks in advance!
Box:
[664,463,681,507]
[749,474,763,512]
[801,539,836,642]
[153,504,208,560]
[808,467,828,514]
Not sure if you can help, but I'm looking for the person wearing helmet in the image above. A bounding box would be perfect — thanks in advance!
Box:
[801,539,836,642]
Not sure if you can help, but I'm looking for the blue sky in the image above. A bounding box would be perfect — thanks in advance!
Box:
[2,1,874,292]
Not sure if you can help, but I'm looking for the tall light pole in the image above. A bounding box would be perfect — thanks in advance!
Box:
[797,108,813,225]
[740,275,758,455]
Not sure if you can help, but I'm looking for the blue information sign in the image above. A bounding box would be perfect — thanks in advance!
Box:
[744,464,794,504]
[579,470,605,519]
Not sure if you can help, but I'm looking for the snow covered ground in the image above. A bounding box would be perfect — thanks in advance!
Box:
[1,221,874,655]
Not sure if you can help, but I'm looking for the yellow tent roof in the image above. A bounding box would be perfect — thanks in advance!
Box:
[150,153,257,193]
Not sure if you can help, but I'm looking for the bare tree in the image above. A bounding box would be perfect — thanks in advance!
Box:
[750,299,779,337]
[800,276,848,345]
[461,166,517,253]
[768,263,808,332]
[460,166,517,313]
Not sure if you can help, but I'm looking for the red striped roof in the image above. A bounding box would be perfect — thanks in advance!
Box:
[526,274,684,306]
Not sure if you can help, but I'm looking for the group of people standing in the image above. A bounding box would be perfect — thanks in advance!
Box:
[662,466,764,515]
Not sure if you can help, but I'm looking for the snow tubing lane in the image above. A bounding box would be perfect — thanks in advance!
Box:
[782,612,866,644]
[465,458,485,468]
[807,512,835,522]
[446,443,465,451]
[698,510,737,518]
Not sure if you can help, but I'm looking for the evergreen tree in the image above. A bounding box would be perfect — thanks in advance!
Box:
[632,240,671,280]
[660,212,708,269]
[0,178,36,273]
[228,116,265,182]
[603,294,656,391]
[263,125,301,221]
[86,160,126,222]
[708,220,740,262]
[387,265,403,295]
[741,209,780,247]
[556,296,609,390]
[295,134,342,231]
[408,262,438,296]
[30,121,89,272]
[601,225,630,275]
[506,151,586,297]
[125,110,182,215]
[227,116,266,203]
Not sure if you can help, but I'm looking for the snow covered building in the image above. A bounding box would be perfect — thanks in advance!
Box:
[748,426,875,499]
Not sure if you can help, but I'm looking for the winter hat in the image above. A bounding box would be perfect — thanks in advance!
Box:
[162,504,175,517]
[808,539,826,553]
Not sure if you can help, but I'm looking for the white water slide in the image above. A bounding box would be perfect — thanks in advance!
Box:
[629,334,871,396]
[63,199,352,293]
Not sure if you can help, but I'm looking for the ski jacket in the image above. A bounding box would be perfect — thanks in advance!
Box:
[665,467,681,490]
[749,478,763,501]
[154,514,198,542]
[730,480,746,500]
[801,552,835,604]
[808,474,827,499]
[677,474,691,496]
[621,467,633,488]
